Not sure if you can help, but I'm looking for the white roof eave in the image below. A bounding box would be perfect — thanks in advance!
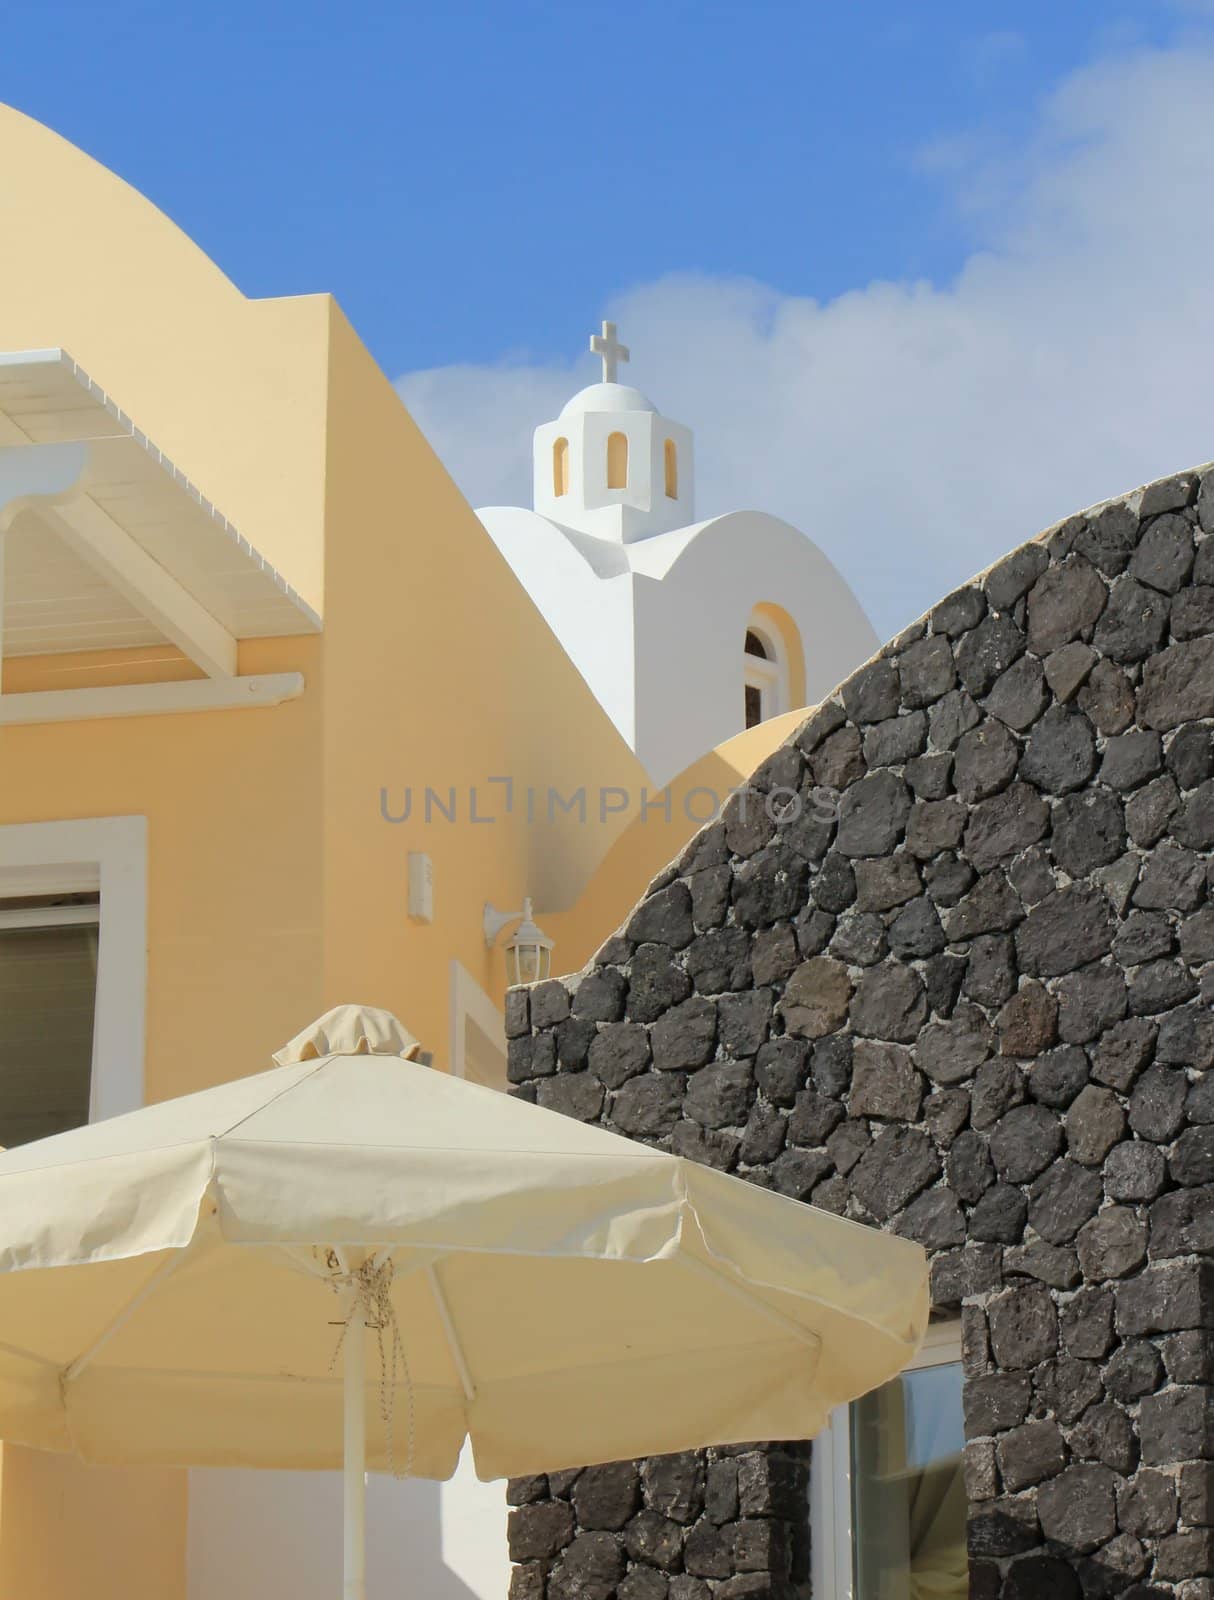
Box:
[0,348,321,640]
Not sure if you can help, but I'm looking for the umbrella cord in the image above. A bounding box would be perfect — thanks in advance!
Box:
[327,1255,416,1480]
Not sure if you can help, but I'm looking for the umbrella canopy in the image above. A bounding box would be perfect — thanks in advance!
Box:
[0,1006,928,1484]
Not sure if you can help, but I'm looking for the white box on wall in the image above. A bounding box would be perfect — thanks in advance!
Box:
[407,852,433,924]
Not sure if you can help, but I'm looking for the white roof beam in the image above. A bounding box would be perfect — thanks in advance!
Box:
[0,673,303,726]
[41,491,238,679]
[1,438,239,677]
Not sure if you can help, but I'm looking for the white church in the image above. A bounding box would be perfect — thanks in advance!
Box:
[478,323,879,787]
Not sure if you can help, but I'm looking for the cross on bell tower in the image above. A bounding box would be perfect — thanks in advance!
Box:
[590,320,630,384]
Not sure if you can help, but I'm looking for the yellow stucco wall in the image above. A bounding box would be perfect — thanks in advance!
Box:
[0,103,651,1596]
[0,1448,187,1600]
[3,644,204,693]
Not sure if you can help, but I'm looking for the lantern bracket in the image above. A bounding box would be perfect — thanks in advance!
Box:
[483,902,523,948]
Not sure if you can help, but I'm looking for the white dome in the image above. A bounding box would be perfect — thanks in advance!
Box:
[559,382,657,419]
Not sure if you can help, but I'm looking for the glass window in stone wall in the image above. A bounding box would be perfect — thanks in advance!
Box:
[850,1356,966,1599]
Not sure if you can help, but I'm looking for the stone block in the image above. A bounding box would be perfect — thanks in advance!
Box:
[997,1419,1068,1491]
[966,1496,1041,1558]
[778,958,850,1040]
[1028,1047,1089,1109]
[1027,558,1108,653]
[573,1463,641,1531]
[509,1502,576,1562]
[988,1282,1059,1369]
[1180,1462,1214,1527]
[548,1532,625,1600]
[1104,1340,1164,1403]
[990,1104,1063,1183]
[848,1126,940,1220]
[589,1023,651,1089]
[651,997,717,1070]
[1117,1469,1179,1539]
[1066,1086,1127,1165]
[509,1563,546,1600]
[1078,658,1136,735]
[682,1520,731,1579]
[1076,1207,1148,1282]
[1037,1464,1117,1554]
[537,1073,606,1122]
[642,1453,705,1524]
[956,614,1028,697]
[953,720,1019,803]
[610,1074,684,1139]
[1016,886,1115,977]
[835,771,912,857]
[1117,1262,1214,1337]
[1139,1387,1214,1466]
[1069,1400,1138,1474]
[1059,1286,1115,1360]
[624,1511,684,1572]
[999,984,1059,1059]
[1156,1531,1214,1583]
[571,968,627,1022]
[628,946,694,1026]
[1138,637,1214,730]
[848,1039,924,1120]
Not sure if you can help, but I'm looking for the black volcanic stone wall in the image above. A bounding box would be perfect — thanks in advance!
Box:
[505,463,1214,1600]
[505,1448,810,1600]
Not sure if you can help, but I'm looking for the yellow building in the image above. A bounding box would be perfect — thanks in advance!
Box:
[0,106,876,1598]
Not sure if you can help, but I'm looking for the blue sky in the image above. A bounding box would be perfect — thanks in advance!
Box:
[4,2,1199,374]
[7,3,1214,637]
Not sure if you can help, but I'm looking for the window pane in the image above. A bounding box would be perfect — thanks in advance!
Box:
[745,683,763,728]
[0,923,97,1146]
[851,1360,966,1600]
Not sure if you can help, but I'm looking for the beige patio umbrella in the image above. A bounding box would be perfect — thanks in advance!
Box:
[0,1006,928,1599]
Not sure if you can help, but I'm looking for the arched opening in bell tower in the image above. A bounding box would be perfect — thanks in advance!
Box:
[606,431,629,490]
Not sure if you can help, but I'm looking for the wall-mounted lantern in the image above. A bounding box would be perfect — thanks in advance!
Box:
[483,898,554,987]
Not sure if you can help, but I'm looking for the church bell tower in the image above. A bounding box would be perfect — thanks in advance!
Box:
[532,321,694,544]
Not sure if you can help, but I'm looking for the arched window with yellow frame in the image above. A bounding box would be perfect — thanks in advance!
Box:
[742,604,806,729]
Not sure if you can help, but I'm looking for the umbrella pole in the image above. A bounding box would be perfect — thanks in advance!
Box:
[343,1301,367,1600]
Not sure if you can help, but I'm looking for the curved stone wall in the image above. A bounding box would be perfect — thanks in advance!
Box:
[506,463,1214,1599]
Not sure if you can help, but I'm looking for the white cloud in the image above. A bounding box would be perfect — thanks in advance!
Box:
[396,42,1214,642]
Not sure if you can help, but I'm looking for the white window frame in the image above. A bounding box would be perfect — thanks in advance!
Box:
[744,620,789,727]
[811,1318,962,1600]
[448,960,508,1091]
[0,816,147,1123]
